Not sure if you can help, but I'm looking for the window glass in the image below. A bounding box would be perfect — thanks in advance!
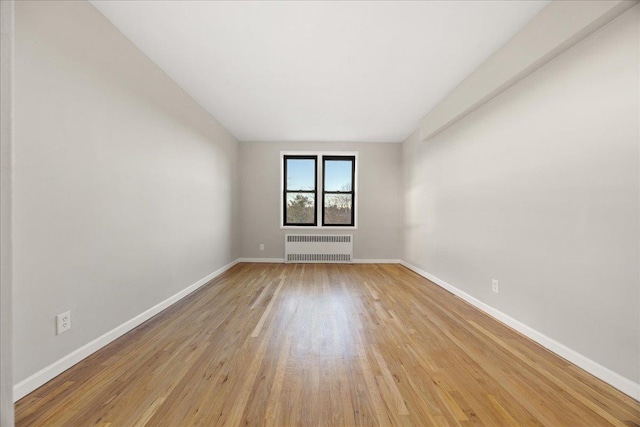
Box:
[284,156,317,226]
[322,157,355,226]
[323,194,352,225]
[286,193,316,224]
[285,158,315,191]
[323,160,353,192]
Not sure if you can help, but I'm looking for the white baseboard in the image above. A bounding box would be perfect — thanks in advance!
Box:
[237,258,402,264]
[13,259,239,401]
[352,259,402,264]
[400,261,640,401]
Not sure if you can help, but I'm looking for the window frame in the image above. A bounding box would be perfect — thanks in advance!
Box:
[321,155,356,227]
[280,151,358,229]
[282,154,318,227]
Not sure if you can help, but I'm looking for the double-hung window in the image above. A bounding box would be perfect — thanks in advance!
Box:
[322,156,355,226]
[282,152,356,228]
[283,155,318,226]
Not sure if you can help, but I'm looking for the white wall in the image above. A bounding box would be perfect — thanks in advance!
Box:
[0,0,14,424]
[404,4,639,386]
[14,0,238,387]
[239,142,402,260]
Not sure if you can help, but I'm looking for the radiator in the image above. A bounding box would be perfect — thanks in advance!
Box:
[285,234,353,263]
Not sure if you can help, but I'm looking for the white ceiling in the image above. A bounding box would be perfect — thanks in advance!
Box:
[90,0,550,143]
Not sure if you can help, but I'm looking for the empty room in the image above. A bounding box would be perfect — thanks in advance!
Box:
[1,0,639,425]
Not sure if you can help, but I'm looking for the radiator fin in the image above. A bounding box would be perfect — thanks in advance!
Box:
[285,234,353,264]
[287,253,351,262]
[286,235,351,243]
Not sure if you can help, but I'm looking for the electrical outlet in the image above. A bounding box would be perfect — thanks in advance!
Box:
[56,311,71,335]
[259,244,264,251]
[492,279,499,294]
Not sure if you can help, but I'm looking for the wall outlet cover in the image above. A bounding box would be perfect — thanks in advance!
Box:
[492,279,499,293]
[56,311,71,335]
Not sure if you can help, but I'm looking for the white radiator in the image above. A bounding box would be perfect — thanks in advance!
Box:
[285,234,353,263]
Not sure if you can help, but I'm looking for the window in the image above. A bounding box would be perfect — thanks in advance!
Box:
[282,152,357,228]
[322,156,355,226]
[283,155,317,226]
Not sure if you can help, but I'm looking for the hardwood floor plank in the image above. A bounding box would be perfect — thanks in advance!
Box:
[370,347,409,417]
[15,263,640,426]
[251,276,285,338]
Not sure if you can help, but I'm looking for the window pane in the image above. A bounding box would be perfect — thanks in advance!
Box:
[324,159,353,191]
[286,193,315,224]
[324,194,352,225]
[286,158,315,191]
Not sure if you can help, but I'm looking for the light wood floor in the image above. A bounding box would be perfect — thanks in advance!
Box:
[15,263,640,426]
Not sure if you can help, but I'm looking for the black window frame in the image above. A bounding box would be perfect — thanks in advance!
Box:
[283,155,318,226]
[322,155,356,227]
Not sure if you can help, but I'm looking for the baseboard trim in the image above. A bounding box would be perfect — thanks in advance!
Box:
[400,261,640,401]
[352,259,402,264]
[13,259,239,402]
[237,258,402,264]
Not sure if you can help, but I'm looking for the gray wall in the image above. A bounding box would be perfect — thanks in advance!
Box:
[239,142,402,260]
[14,1,239,384]
[403,4,639,384]
[0,0,13,424]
